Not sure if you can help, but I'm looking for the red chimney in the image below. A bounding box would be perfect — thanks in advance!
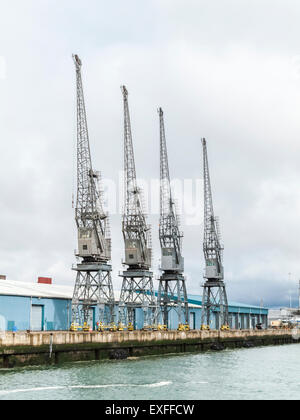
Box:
[38,277,52,285]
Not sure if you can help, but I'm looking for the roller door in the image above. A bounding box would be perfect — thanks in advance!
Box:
[31,305,43,331]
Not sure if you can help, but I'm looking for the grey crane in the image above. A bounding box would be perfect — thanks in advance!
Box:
[70,55,115,331]
[118,86,157,330]
[157,108,189,330]
[201,138,229,330]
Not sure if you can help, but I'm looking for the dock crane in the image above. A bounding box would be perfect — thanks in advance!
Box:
[118,86,157,330]
[71,54,115,331]
[157,108,189,330]
[201,138,229,330]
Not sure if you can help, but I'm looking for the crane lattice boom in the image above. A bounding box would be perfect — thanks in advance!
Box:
[121,86,151,269]
[159,108,183,271]
[74,54,111,263]
[202,138,223,280]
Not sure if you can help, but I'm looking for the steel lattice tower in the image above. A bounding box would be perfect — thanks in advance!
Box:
[201,138,228,329]
[71,55,115,330]
[157,108,189,328]
[118,86,157,329]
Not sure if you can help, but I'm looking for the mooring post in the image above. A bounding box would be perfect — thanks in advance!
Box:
[49,333,53,359]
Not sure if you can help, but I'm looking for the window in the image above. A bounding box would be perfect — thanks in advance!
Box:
[129,254,134,259]
[80,230,92,239]
[129,241,137,248]
[83,245,88,250]
[163,249,172,256]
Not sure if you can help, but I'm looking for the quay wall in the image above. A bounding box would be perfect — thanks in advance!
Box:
[0,329,296,368]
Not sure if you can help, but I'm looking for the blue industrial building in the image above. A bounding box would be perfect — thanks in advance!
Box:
[0,280,268,332]
[0,281,72,332]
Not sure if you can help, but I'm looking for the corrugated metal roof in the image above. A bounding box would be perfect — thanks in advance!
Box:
[0,280,123,301]
[187,293,268,311]
[0,280,74,299]
[0,280,266,311]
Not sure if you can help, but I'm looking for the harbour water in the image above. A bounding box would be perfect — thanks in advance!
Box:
[0,343,299,400]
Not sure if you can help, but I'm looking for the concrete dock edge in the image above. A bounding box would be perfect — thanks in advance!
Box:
[0,329,296,368]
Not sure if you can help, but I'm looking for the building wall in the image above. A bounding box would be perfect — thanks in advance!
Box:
[0,295,30,331]
[134,307,268,330]
[0,295,71,332]
[33,297,71,331]
[0,294,268,332]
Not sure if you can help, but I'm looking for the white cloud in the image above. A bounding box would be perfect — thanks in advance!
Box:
[0,1,300,307]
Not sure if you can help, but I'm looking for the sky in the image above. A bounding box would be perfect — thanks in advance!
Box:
[1,0,300,307]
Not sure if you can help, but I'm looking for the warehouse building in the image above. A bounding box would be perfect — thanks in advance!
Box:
[0,278,72,331]
[0,278,268,332]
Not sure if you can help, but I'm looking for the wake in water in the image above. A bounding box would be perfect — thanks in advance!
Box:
[0,381,172,396]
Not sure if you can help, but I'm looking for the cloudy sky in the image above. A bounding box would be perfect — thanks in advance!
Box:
[1,0,300,307]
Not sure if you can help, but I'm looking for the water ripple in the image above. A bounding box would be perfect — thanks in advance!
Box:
[0,381,172,396]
